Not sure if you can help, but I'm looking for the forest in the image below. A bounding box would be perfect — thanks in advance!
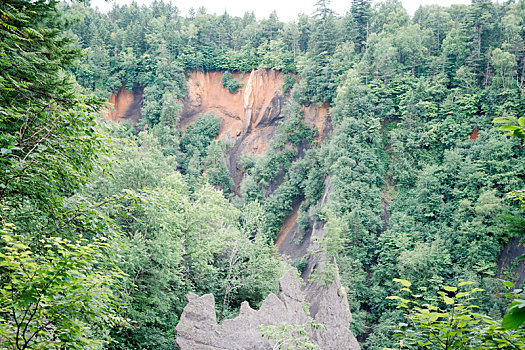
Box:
[1,0,525,349]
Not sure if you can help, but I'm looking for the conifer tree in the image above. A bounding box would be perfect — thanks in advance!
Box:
[350,0,371,52]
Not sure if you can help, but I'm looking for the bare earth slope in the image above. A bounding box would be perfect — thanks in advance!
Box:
[104,69,329,190]
[181,69,328,190]
[105,84,144,124]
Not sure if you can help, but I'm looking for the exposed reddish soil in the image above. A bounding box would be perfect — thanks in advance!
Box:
[302,102,329,143]
[103,69,330,192]
[181,69,290,155]
[104,70,329,153]
[180,71,247,139]
[104,85,143,124]
[470,127,479,141]
[180,69,330,190]
[276,203,300,250]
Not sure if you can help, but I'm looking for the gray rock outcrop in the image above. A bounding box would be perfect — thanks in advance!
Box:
[304,258,360,350]
[176,269,360,350]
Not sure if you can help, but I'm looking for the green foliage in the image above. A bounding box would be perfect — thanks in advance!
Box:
[348,0,372,52]
[292,257,308,274]
[238,95,323,240]
[282,74,296,94]
[258,39,295,72]
[0,219,123,350]
[178,112,220,174]
[260,318,323,350]
[318,209,346,258]
[309,262,338,287]
[501,281,525,330]
[84,127,282,348]
[0,2,106,206]
[0,1,124,348]
[493,112,525,332]
[388,279,525,349]
[297,207,311,233]
[221,71,243,94]
[507,190,525,212]
[493,116,525,139]
[140,65,186,128]
[62,1,525,349]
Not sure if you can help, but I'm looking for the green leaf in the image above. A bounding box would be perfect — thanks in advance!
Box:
[513,129,525,139]
[499,125,519,131]
[458,281,474,287]
[443,296,455,305]
[393,278,412,288]
[502,306,525,329]
[518,117,525,128]
[443,286,457,292]
[493,117,517,124]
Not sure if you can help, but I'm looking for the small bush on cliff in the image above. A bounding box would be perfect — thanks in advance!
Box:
[260,318,323,350]
[221,71,243,94]
[283,75,296,94]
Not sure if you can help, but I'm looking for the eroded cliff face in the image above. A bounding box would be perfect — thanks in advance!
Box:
[181,70,329,151]
[104,84,144,124]
[181,69,328,189]
[103,70,329,185]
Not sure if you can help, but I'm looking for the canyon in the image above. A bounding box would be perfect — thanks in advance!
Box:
[104,69,360,349]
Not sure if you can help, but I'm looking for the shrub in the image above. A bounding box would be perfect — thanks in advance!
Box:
[283,74,296,94]
[221,71,243,94]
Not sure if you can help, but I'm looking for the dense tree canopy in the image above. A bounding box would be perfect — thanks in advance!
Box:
[0,1,123,348]
[68,0,525,347]
[2,0,525,349]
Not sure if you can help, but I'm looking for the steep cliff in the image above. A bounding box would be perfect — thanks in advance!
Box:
[176,174,361,349]
[181,69,328,189]
[104,84,144,124]
[103,70,329,188]
[181,70,329,150]
[275,177,359,344]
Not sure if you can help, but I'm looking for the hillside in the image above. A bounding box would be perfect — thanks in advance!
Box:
[67,0,525,348]
[1,0,525,349]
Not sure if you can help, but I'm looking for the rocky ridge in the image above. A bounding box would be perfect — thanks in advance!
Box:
[176,269,360,350]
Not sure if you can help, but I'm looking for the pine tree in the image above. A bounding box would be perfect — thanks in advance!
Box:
[463,0,497,82]
[303,0,340,103]
[350,0,372,53]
